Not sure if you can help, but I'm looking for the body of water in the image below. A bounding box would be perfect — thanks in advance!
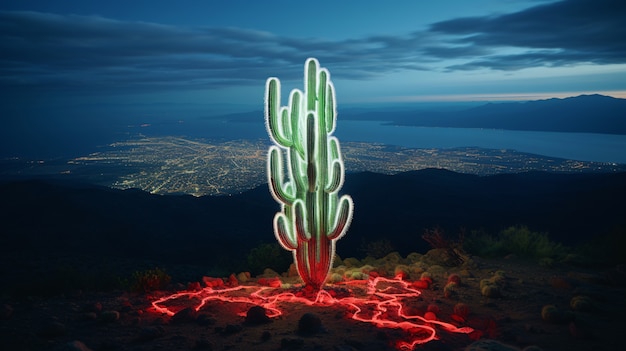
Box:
[143,118,626,164]
[333,121,626,164]
[4,116,626,164]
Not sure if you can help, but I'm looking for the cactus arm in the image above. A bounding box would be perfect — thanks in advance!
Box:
[306,113,317,192]
[325,160,342,193]
[293,200,311,241]
[274,212,297,250]
[268,146,296,205]
[325,137,344,193]
[306,59,317,111]
[328,195,353,240]
[289,90,306,159]
[265,78,291,147]
[325,81,336,134]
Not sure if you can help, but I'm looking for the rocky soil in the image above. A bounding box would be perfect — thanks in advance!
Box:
[1,250,625,351]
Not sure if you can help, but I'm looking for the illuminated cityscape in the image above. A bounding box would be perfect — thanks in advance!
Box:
[44,137,624,196]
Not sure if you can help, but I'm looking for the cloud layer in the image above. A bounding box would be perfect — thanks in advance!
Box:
[430,0,626,70]
[1,0,624,94]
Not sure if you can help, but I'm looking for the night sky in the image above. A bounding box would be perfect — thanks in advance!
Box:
[1,0,625,157]
[2,0,625,105]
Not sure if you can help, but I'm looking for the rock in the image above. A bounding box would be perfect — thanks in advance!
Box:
[453,303,470,319]
[120,299,133,313]
[522,346,544,351]
[261,268,280,278]
[196,313,217,326]
[570,295,594,312]
[420,339,452,351]
[342,257,361,268]
[406,252,423,263]
[171,307,197,324]
[444,281,458,298]
[481,284,501,298]
[298,312,322,335]
[424,249,459,267]
[245,305,270,325]
[464,339,521,351]
[38,320,67,338]
[82,302,102,313]
[394,264,410,279]
[137,326,165,341]
[236,271,251,283]
[328,272,343,283]
[334,345,357,351]
[81,312,98,321]
[1,304,13,319]
[281,337,304,349]
[63,340,93,351]
[194,337,214,350]
[540,305,572,324]
[569,321,594,339]
[202,276,224,288]
[99,310,119,323]
[217,324,242,335]
[424,311,437,321]
[447,273,462,285]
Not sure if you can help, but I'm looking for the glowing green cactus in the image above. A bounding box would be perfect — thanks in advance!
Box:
[265,58,354,290]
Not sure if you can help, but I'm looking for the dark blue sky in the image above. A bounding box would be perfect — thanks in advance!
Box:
[1,0,625,107]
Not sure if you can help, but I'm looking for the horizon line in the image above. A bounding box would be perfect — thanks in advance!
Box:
[346,90,626,104]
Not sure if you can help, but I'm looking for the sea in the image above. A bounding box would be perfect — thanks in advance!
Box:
[168,118,626,164]
[3,116,626,164]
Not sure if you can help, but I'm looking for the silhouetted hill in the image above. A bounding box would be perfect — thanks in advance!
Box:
[347,94,626,135]
[1,170,625,273]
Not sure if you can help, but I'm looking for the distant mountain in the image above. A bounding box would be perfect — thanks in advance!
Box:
[2,170,625,273]
[347,94,626,135]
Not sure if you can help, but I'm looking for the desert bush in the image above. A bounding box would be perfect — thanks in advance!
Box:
[246,242,293,276]
[572,225,626,265]
[422,227,465,265]
[128,267,171,293]
[464,226,566,259]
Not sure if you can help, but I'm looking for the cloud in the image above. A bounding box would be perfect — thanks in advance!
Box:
[1,0,624,97]
[0,10,434,95]
[0,11,294,92]
[428,0,626,70]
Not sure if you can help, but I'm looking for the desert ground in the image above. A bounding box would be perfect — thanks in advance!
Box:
[2,248,625,351]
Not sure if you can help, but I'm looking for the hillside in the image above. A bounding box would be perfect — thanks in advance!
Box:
[1,169,625,274]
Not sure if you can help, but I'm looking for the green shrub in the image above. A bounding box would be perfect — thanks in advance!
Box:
[463,229,502,257]
[128,267,171,293]
[464,226,566,259]
[572,225,626,265]
[246,243,293,276]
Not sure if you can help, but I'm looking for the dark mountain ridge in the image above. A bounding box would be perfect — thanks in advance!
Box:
[345,94,626,135]
[2,169,625,274]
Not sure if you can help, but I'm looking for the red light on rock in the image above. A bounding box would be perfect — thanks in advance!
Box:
[149,275,474,350]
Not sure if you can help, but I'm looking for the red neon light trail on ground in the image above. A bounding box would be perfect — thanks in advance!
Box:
[150,275,474,350]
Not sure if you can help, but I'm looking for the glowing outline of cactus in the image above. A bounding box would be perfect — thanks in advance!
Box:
[265,58,354,290]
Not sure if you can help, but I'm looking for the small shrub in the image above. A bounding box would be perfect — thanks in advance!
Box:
[422,227,465,265]
[129,267,171,293]
[246,243,292,276]
[464,226,566,259]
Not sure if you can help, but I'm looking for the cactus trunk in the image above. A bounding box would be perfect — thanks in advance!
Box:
[265,58,353,290]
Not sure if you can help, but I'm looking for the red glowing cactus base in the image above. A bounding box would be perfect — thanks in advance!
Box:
[149,275,474,350]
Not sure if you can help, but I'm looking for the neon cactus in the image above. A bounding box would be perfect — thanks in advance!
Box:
[265,58,354,290]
